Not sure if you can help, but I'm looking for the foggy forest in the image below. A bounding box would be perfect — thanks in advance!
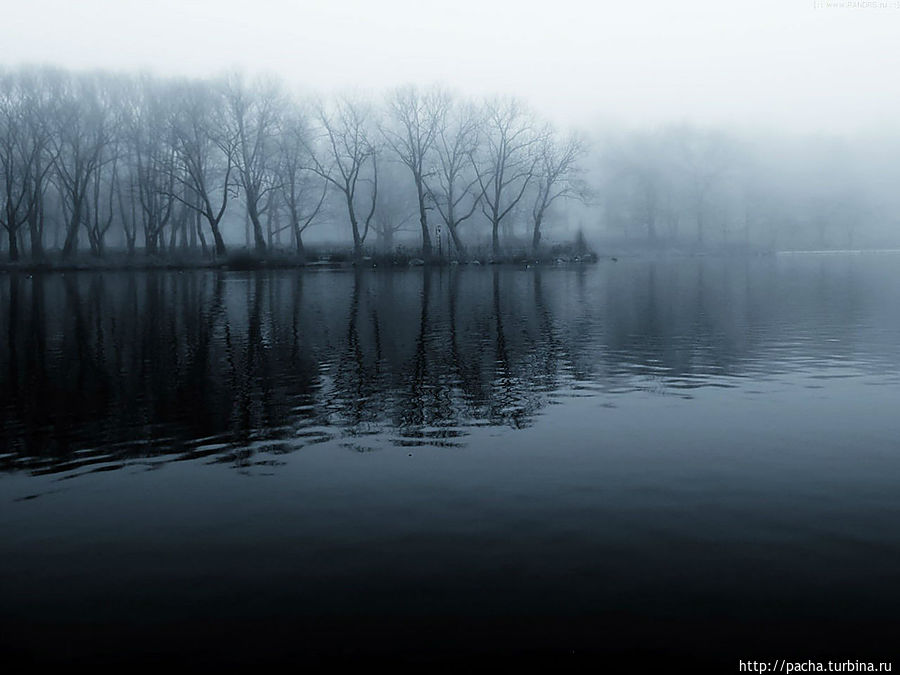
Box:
[3,66,897,267]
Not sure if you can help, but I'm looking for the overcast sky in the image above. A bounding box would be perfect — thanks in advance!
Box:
[2,0,898,133]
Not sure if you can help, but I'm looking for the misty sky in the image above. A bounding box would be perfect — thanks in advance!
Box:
[2,0,898,133]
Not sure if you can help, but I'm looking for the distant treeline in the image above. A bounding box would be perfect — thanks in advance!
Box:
[0,66,895,263]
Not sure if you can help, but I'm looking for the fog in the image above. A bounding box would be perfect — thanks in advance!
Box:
[1,1,899,260]
[4,1,900,133]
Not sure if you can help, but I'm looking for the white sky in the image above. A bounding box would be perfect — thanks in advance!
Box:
[1,0,898,133]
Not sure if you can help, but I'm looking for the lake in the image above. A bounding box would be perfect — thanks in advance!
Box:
[1,255,899,666]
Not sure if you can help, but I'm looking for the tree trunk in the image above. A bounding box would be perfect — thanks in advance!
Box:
[6,226,19,261]
[531,212,544,254]
[208,217,227,256]
[295,231,306,262]
[248,201,267,253]
[168,215,178,251]
[448,223,465,258]
[196,213,209,257]
[347,195,363,260]
[492,219,501,258]
[28,199,44,261]
[146,226,158,255]
[189,210,197,250]
[416,178,432,257]
[266,207,275,249]
[62,201,81,258]
[179,211,188,251]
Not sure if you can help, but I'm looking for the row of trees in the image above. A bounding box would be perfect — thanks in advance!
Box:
[0,67,586,262]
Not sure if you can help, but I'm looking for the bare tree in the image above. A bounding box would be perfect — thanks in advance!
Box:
[275,107,327,258]
[530,129,587,253]
[83,131,119,256]
[227,76,283,253]
[305,97,378,260]
[474,98,539,257]
[381,86,448,257]
[120,78,181,255]
[114,162,140,255]
[0,71,36,260]
[21,71,56,260]
[47,72,115,258]
[427,98,482,258]
[0,70,58,261]
[169,80,236,256]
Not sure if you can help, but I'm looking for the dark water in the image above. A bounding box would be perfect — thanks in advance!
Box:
[1,256,899,666]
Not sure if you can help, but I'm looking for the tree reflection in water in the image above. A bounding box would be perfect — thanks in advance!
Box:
[2,257,898,476]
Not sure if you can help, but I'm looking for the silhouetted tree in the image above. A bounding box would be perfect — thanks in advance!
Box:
[474,98,539,257]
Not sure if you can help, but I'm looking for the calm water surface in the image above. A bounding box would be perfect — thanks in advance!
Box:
[1,255,899,665]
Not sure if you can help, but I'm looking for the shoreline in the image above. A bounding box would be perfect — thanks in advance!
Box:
[20,245,900,275]
[0,252,606,274]
[9,246,898,276]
